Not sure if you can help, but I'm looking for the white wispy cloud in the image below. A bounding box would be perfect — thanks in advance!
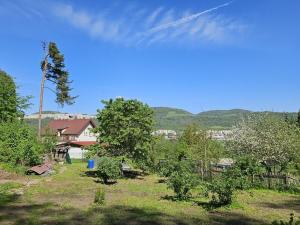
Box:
[53,4,126,42]
[141,1,233,36]
[50,1,244,46]
[145,7,164,27]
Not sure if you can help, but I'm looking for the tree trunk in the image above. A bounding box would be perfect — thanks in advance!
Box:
[38,44,49,138]
[204,145,207,179]
[200,160,204,181]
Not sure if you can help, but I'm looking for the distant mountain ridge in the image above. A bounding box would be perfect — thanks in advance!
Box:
[25,107,297,131]
[152,107,297,131]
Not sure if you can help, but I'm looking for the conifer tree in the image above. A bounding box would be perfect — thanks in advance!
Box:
[38,42,76,137]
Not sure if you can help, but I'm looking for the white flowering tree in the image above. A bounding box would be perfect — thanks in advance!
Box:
[229,114,300,174]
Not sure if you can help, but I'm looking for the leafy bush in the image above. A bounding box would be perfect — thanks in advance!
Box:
[230,156,264,189]
[167,160,199,200]
[158,159,177,177]
[0,121,43,166]
[96,156,121,184]
[206,176,235,206]
[94,187,105,205]
[42,128,58,154]
[205,161,252,206]
[155,139,191,177]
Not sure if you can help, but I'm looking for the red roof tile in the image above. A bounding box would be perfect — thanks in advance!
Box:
[48,119,96,135]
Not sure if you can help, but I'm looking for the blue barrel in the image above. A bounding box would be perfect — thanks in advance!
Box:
[88,159,94,169]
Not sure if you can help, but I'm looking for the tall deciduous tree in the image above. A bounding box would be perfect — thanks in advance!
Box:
[38,42,76,137]
[94,98,154,165]
[0,70,17,122]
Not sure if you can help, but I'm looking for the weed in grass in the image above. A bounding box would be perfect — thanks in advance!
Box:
[94,187,105,205]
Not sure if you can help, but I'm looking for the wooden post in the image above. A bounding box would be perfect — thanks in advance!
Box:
[38,42,49,138]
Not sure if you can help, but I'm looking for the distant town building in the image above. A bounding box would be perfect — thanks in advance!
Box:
[25,113,96,120]
[152,130,177,140]
[207,130,233,141]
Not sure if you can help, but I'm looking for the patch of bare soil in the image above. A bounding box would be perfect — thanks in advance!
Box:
[0,169,45,191]
[0,169,29,185]
[32,191,95,208]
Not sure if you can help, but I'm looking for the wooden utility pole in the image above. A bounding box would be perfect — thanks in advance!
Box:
[38,42,49,138]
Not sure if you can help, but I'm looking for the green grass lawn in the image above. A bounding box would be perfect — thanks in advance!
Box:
[0,162,299,225]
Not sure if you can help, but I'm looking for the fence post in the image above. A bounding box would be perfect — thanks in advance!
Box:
[267,171,271,189]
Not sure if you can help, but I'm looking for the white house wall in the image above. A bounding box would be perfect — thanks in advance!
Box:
[68,147,87,159]
[76,124,97,141]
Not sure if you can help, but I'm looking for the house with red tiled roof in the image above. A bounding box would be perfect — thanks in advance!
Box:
[47,119,97,159]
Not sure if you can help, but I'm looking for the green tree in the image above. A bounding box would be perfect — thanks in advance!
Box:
[38,42,76,137]
[0,70,17,122]
[0,70,30,122]
[180,124,224,179]
[94,98,154,166]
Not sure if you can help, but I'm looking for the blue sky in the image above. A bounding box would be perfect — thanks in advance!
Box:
[0,0,299,114]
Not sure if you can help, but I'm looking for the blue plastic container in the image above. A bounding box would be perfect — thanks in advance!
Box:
[88,159,94,169]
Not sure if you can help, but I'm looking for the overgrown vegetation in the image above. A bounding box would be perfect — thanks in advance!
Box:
[153,114,300,206]
[0,70,45,169]
[0,120,43,166]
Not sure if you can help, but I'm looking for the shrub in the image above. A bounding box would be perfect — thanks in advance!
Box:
[42,128,58,154]
[228,156,264,189]
[158,159,177,177]
[206,176,235,206]
[167,160,199,200]
[96,156,121,184]
[0,120,43,166]
[94,187,105,205]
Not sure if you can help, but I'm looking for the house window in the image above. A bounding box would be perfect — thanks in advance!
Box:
[68,136,75,141]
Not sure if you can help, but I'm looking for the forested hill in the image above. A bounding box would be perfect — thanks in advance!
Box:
[152,107,297,131]
[25,107,297,131]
